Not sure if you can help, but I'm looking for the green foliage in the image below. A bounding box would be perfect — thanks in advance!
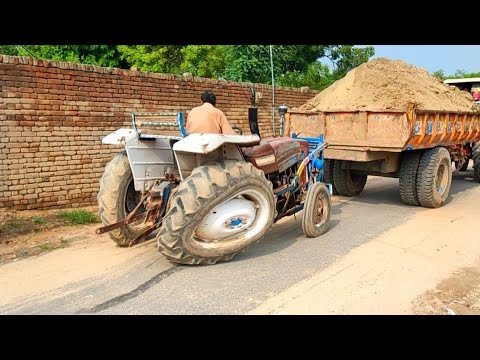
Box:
[117,45,186,73]
[449,70,480,79]
[13,45,128,68]
[277,61,334,90]
[3,219,22,230]
[432,69,446,80]
[0,45,21,55]
[433,69,480,80]
[117,45,227,77]
[1,44,377,90]
[32,216,46,225]
[39,244,55,252]
[224,45,324,83]
[223,45,374,89]
[180,45,227,78]
[322,45,375,80]
[58,209,99,225]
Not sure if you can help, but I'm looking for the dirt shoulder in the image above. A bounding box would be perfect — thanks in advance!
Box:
[412,261,480,315]
[0,207,99,264]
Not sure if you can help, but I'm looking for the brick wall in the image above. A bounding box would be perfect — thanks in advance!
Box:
[0,55,318,210]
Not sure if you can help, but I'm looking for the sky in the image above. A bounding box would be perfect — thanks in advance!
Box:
[370,45,480,75]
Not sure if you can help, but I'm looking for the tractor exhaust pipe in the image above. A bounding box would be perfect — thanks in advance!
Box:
[278,105,288,137]
[248,85,260,138]
[248,108,260,138]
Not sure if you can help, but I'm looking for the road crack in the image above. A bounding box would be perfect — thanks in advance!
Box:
[76,266,184,314]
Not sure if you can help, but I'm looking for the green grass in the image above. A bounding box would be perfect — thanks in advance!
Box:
[40,244,55,252]
[58,209,99,225]
[32,216,46,225]
[5,219,22,230]
[1,208,99,243]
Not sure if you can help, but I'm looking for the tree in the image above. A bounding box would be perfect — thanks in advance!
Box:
[432,69,446,80]
[223,45,374,89]
[0,44,375,91]
[0,45,21,56]
[180,45,227,78]
[277,61,334,90]
[451,69,480,79]
[10,45,128,68]
[224,45,324,84]
[322,45,375,80]
[431,69,480,79]
[117,45,186,73]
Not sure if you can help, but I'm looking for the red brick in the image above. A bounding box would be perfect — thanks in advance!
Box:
[1,56,317,210]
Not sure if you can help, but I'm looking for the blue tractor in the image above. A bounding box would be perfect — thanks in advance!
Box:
[96,86,332,265]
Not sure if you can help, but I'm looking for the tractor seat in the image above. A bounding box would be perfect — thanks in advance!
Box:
[241,137,309,175]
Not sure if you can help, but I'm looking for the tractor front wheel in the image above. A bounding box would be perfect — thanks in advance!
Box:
[302,182,331,238]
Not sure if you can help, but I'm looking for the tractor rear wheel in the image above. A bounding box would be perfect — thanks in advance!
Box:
[157,160,276,265]
[97,152,149,246]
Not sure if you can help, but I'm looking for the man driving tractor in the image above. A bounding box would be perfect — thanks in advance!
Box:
[186,90,235,135]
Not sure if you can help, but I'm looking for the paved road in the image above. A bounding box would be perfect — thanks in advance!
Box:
[1,172,478,314]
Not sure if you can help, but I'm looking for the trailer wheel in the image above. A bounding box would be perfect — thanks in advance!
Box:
[97,152,149,246]
[416,147,452,208]
[323,159,338,195]
[473,143,480,182]
[157,160,275,265]
[399,151,422,206]
[302,182,331,238]
[333,160,367,197]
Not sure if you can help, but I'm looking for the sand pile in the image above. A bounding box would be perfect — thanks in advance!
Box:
[300,58,476,112]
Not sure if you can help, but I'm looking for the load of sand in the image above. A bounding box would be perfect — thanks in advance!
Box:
[299,58,477,112]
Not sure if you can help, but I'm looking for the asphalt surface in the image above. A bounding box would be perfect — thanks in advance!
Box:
[1,173,478,314]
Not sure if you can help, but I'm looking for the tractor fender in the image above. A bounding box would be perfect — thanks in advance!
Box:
[172,134,261,181]
[102,128,138,145]
[172,133,260,154]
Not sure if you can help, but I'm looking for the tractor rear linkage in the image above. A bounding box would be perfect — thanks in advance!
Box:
[96,180,175,247]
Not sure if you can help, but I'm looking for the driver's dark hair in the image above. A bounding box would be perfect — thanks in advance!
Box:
[201,90,216,106]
